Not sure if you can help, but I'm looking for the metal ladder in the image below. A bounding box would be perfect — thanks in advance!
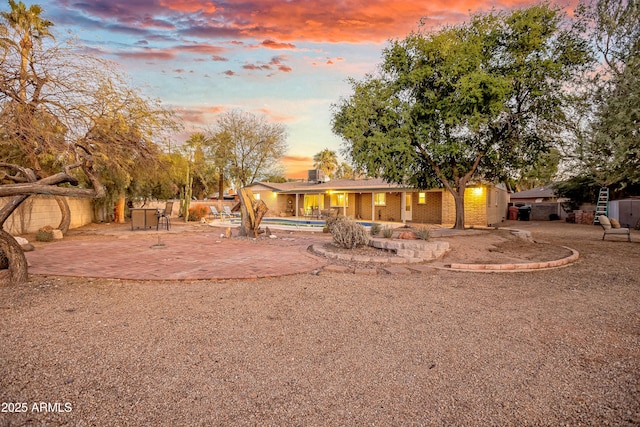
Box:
[593,187,609,224]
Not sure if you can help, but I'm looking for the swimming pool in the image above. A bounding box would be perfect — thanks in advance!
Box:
[228,217,373,229]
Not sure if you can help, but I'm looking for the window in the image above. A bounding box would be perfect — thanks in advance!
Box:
[330,193,348,207]
[418,192,426,204]
[374,192,386,206]
[254,193,261,200]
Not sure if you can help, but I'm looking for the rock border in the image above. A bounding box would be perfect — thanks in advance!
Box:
[315,228,580,275]
[445,246,579,272]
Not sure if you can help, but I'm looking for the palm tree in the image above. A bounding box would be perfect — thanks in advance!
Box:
[313,148,338,179]
[1,0,54,102]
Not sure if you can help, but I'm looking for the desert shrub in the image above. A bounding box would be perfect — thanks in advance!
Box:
[36,226,54,242]
[188,205,209,221]
[325,215,341,232]
[382,226,394,238]
[414,226,430,241]
[370,222,381,236]
[330,217,369,249]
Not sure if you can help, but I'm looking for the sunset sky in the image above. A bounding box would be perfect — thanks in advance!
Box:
[34,0,554,178]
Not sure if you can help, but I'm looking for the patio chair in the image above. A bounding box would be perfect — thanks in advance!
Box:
[156,201,173,230]
[209,206,223,219]
[223,205,240,217]
[598,215,631,241]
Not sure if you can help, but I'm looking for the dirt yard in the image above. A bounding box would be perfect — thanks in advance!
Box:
[1,221,639,426]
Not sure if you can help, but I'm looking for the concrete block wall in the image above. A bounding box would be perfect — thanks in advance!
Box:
[1,195,94,235]
[530,203,565,221]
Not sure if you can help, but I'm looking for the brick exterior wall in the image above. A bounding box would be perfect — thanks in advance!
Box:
[369,192,402,222]
[355,193,373,220]
[441,187,495,227]
[413,191,442,224]
[1,195,94,235]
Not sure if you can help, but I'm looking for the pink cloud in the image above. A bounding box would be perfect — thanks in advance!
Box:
[117,49,177,61]
[176,105,226,124]
[176,44,226,55]
[158,0,218,14]
[260,39,296,49]
[57,0,509,45]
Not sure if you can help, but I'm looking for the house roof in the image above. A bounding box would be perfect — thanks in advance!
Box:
[247,178,414,194]
[248,178,508,194]
[511,186,557,199]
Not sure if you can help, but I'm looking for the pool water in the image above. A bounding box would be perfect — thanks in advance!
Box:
[229,217,373,228]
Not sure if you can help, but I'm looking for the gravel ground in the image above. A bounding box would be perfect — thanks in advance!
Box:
[1,221,639,426]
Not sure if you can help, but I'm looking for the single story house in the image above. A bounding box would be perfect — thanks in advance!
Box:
[245,177,509,227]
[509,186,564,204]
[509,186,568,221]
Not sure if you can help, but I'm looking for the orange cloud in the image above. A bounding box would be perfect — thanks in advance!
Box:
[281,155,314,179]
[260,40,296,49]
[254,109,297,123]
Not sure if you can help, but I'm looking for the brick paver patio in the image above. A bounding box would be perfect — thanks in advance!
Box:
[25,222,329,280]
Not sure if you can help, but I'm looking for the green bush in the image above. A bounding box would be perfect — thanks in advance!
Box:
[414,226,430,241]
[370,222,381,236]
[36,226,54,242]
[188,205,209,221]
[382,226,394,238]
[330,217,369,249]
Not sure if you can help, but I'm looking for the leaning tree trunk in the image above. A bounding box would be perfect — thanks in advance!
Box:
[0,159,105,286]
[238,188,269,237]
[0,229,28,286]
[0,194,30,225]
[54,195,71,234]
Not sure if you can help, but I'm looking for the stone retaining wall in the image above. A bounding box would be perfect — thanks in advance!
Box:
[312,238,450,264]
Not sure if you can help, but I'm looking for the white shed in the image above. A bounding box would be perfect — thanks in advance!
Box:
[609,198,640,229]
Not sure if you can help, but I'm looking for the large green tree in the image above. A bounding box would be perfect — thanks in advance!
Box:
[333,4,591,228]
[572,0,640,188]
